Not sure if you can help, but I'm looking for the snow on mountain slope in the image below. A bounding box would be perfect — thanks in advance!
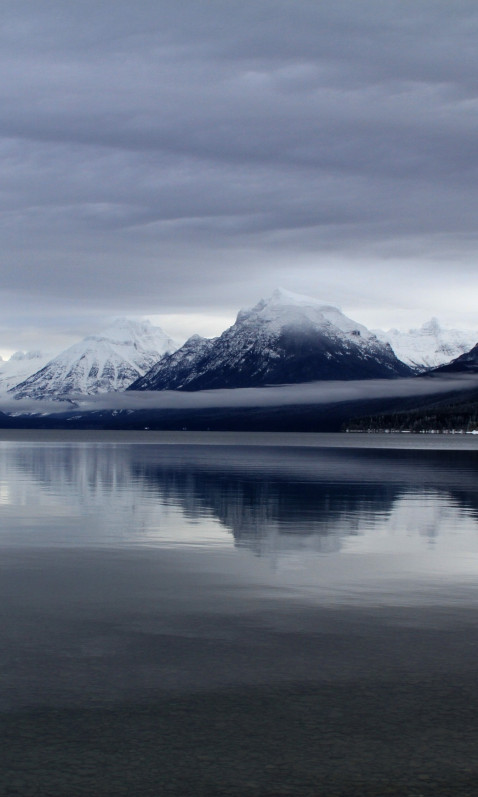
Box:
[0,350,53,393]
[11,318,178,400]
[431,341,478,374]
[129,334,216,392]
[237,288,374,337]
[374,318,478,371]
[130,288,412,391]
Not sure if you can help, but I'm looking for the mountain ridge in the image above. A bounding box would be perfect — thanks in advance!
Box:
[129,289,412,391]
[3,290,476,402]
[0,350,54,394]
[11,318,178,400]
[373,318,478,371]
[431,342,478,374]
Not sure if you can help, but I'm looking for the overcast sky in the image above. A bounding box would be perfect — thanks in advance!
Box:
[1,0,477,357]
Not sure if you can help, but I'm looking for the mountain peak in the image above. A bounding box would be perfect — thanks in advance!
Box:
[235,289,379,345]
[240,288,338,319]
[420,317,441,335]
[86,317,177,348]
[10,318,178,399]
[266,287,337,309]
[131,291,411,391]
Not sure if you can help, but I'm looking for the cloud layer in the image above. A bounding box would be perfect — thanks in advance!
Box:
[3,374,478,417]
[1,1,478,350]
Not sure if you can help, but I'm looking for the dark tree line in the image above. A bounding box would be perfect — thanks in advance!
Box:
[347,399,478,433]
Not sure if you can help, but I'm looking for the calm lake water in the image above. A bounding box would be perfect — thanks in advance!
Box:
[1,430,478,796]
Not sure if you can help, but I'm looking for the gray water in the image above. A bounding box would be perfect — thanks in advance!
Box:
[1,430,478,796]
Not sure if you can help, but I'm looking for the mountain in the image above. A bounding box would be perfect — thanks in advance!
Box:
[129,334,216,392]
[431,342,478,374]
[346,342,478,433]
[373,318,478,372]
[0,350,53,393]
[129,289,412,392]
[11,319,178,400]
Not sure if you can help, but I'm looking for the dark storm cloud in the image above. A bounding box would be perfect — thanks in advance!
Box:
[1,1,478,340]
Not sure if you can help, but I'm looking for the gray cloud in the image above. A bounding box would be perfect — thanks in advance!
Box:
[1,1,478,347]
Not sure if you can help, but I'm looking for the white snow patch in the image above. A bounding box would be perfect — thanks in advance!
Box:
[0,350,54,393]
[10,318,179,399]
[374,318,478,370]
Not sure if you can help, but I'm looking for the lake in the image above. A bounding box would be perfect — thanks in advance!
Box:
[1,430,478,796]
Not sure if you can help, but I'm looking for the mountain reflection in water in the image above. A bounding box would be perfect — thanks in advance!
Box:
[3,439,478,557]
[2,434,478,796]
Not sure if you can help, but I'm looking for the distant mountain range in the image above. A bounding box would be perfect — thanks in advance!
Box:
[373,318,477,371]
[11,319,177,400]
[1,290,476,405]
[129,289,412,391]
[432,342,478,374]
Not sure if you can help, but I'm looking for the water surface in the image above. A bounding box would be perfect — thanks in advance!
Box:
[1,431,478,796]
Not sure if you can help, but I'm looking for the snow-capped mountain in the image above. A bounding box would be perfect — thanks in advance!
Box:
[11,318,178,400]
[0,350,53,393]
[129,289,412,391]
[373,318,478,372]
[431,342,478,374]
[129,334,216,392]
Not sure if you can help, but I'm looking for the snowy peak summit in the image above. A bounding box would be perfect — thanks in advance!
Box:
[11,318,178,400]
[86,318,175,349]
[237,289,377,341]
[249,287,337,312]
[130,289,412,391]
[238,288,340,321]
[420,317,442,335]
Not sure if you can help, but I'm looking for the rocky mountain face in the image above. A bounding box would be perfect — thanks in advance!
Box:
[11,319,178,399]
[6,294,474,403]
[129,289,412,391]
[373,318,478,372]
[129,334,216,392]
